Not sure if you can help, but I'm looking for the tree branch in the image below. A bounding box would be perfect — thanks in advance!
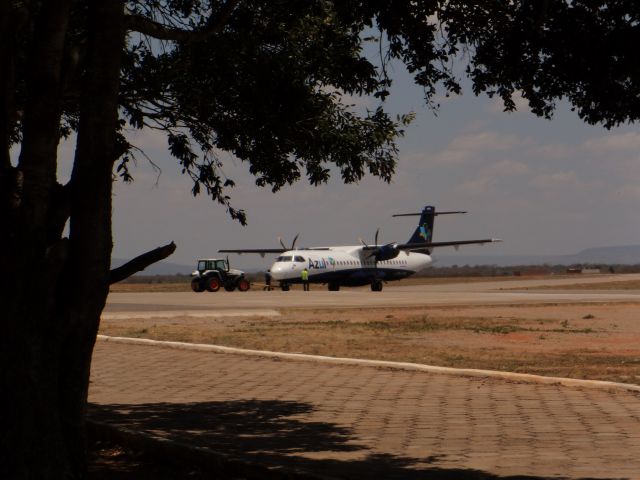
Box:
[108,241,176,284]
[125,0,240,42]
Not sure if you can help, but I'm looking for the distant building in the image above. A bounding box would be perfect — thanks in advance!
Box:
[566,266,602,274]
[513,267,552,276]
[582,268,601,274]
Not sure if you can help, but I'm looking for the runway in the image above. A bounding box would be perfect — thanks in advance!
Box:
[104,274,640,317]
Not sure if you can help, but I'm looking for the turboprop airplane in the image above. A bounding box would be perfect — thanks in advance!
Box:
[219,205,501,292]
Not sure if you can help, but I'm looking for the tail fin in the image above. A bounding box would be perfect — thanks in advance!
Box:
[405,206,436,244]
[393,206,466,250]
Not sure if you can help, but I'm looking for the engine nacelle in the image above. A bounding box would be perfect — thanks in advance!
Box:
[374,243,400,261]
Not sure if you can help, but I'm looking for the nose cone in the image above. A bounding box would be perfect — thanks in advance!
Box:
[270,263,287,280]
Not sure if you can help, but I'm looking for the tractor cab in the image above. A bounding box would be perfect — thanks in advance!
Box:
[196,258,228,273]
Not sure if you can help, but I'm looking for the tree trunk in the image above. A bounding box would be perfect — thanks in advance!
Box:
[1,0,74,477]
[0,1,125,478]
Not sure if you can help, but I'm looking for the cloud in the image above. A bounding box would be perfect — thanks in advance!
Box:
[452,160,529,197]
[431,131,529,165]
[529,171,590,190]
[485,159,530,177]
[530,143,577,160]
[582,132,640,152]
[455,176,494,196]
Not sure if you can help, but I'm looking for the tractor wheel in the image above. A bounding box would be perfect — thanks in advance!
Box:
[205,277,221,292]
[237,279,250,292]
[191,279,205,292]
[224,283,236,292]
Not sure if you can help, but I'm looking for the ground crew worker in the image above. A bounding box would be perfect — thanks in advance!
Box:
[264,270,272,291]
[301,268,310,291]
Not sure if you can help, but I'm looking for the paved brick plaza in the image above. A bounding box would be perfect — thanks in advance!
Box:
[89,338,640,479]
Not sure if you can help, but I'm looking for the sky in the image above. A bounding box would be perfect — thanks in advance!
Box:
[51,63,640,271]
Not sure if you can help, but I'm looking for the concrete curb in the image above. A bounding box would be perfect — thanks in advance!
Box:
[97,335,640,393]
[88,420,337,480]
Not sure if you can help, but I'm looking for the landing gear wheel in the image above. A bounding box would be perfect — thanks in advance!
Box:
[371,280,383,292]
[237,279,250,292]
[281,283,290,292]
[328,282,340,291]
[191,279,205,292]
[224,283,236,292]
[205,277,221,292]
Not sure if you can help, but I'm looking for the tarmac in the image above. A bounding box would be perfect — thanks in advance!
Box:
[90,275,640,479]
[104,274,640,314]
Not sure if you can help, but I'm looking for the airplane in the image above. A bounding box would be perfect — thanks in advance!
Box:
[219,205,501,292]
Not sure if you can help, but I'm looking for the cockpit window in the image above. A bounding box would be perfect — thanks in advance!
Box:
[293,256,305,262]
[276,256,293,262]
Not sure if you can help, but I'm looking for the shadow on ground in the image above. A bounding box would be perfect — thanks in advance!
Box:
[89,400,601,480]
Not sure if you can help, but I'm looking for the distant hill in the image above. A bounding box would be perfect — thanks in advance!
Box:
[435,245,640,267]
[571,245,640,264]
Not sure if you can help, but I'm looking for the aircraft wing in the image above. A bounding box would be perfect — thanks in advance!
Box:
[397,238,502,251]
[219,248,286,257]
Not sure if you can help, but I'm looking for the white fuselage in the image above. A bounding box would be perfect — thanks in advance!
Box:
[269,246,432,287]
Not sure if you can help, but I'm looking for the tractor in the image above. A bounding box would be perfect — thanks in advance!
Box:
[190,258,250,292]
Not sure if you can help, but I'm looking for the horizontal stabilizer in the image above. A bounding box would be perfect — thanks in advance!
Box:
[219,248,287,258]
[392,210,466,217]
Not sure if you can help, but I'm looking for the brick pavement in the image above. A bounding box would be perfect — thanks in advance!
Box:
[89,338,640,479]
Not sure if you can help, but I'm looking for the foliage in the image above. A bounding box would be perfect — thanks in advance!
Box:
[8,1,640,228]
[440,1,640,127]
[11,0,428,224]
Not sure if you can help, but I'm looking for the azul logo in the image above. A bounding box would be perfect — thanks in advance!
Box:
[309,257,329,269]
[419,224,431,240]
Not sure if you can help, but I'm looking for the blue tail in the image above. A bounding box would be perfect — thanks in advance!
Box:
[393,206,467,252]
[407,206,436,244]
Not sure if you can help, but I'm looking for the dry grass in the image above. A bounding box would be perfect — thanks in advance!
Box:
[109,282,192,293]
[100,302,640,385]
[510,279,640,291]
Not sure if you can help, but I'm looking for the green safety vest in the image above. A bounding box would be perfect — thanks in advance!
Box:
[301,270,309,281]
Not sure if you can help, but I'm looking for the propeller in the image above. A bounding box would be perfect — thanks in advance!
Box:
[361,228,401,263]
[360,228,386,266]
[278,233,299,251]
[359,228,380,249]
